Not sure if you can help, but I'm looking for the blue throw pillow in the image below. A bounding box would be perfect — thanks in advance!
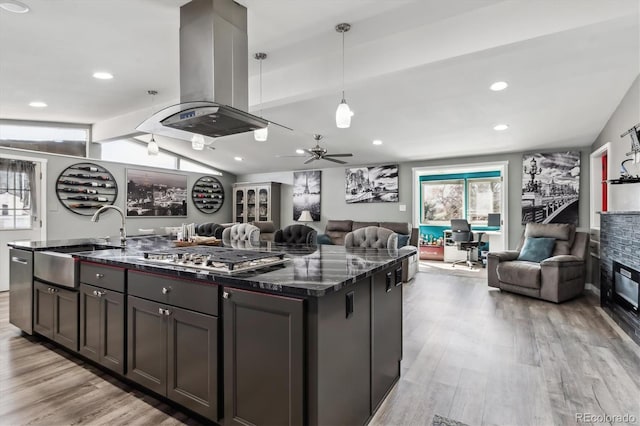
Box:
[517,237,556,263]
[316,234,334,245]
[397,234,410,248]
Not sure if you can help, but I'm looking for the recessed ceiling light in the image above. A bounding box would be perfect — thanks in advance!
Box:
[29,101,47,108]
[490,81,508,91]
[0,1,29,13]
[372,139,383,145]
[93,71,114,80]
[296,149,305,154]
[234,156,243,161]
[493,124,509,131]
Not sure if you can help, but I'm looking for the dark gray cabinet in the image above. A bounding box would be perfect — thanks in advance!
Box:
[371,266,403,410]
[79,283,125,374]
[127,295,219,421]
[223,287,303,426]
[307,276,372,426]
[33,280,78,351]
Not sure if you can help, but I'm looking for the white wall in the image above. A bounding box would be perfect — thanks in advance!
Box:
[240,147,591,250]
[0,147,235,241]
[591,75,640,212]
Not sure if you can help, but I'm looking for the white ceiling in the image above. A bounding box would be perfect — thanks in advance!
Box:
[0,0,638,175]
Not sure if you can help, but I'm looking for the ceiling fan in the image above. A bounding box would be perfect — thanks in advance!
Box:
[279,134,353,164]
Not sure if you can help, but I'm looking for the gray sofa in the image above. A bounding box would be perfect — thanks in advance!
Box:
[487,223,589,303]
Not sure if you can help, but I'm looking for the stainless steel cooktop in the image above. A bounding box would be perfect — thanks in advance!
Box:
[141,246,287,274]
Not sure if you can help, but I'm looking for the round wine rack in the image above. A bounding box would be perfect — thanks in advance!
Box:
[56,162,118,216]
[192,176,224,214]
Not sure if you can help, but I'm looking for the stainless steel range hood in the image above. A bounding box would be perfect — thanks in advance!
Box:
[137,0,267,140]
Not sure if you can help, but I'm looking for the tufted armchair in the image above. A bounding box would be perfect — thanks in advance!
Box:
[488,223,589,303]
[344,226,398,249]
[196,222,225,239]
[251,221,277,242]
[222,223,260,245]
[274,224,317,244]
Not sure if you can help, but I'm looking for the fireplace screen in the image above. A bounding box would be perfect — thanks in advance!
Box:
[613,261,639,312]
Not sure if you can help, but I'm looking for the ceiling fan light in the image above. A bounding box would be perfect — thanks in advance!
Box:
[254,126,268,142]
[147,135,159,155]
[191,134,205,150]
[0,1,29,13]
[336,100,352,128]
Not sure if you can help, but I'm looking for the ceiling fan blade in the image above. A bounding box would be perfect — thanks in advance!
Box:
[304,149,315,156]
[303,157,317,164]
[324,153,353,157]
[275,154,306,158]
[323,157,347,164]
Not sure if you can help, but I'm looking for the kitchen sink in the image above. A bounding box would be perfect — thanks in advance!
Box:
[34,244,120,288]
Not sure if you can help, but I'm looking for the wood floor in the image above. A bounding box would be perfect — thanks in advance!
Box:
[1,271,639,426]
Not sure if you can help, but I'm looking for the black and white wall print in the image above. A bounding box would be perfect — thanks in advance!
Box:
[521,152,580,224]
[345,164,399,203]
[126,169,187,217]
[293,170,321,221]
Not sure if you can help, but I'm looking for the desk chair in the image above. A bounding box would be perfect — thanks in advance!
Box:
[450,219,479,269]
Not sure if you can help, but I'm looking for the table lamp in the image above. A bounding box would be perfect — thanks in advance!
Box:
[298,210,314,222]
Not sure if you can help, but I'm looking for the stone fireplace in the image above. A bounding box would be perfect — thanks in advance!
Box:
[600,211,640,345]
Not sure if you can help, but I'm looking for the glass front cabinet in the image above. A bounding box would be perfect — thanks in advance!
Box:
[232,182,281,228]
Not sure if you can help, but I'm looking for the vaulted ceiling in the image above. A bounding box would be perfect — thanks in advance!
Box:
[0,0,638,174]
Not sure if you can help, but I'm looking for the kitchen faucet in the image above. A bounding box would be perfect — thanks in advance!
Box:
[91,205,127,246]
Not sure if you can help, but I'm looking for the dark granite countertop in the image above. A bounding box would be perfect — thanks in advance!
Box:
[9,235,416,297]
[7,236,124,251]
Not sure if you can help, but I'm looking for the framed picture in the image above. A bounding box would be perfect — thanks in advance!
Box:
[126,169,187,217]
[521,152,580,225]
[345,164,398,203]
[293,170,321,221]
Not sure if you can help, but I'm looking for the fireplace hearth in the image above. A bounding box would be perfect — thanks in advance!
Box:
[600,211,640,345]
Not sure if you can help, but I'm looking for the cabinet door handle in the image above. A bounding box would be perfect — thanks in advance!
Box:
[222,291,230,299]
[386,272,393,293]
[162,287,171,294]
[395,267,403,286]
[11,256,28,264]
[93,290,99,296]
[95,273,105,279]
[164,309,172,316]
[97,291,106,298]
[158,307,165,315]
[48,288,58,293]
[346,291,355,318]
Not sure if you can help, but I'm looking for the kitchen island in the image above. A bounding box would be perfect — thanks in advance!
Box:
[8,235,415,425]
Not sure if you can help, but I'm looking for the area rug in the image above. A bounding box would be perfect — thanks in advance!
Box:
[420,260,487,279]
[432,414,469,426]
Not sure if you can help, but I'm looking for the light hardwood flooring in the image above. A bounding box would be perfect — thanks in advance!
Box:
[1,271,639,426]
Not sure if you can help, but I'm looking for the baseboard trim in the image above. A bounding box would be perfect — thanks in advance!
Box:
[595,306,640,355]
[585,283,600,297]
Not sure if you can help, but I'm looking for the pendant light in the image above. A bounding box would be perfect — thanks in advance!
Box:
[254,52,268,141]
[191,134,205,150]
[335,23,353,129]
[147,90,159,155]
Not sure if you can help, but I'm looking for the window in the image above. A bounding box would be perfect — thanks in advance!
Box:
[0,121,88,157]
[179,158,218,174]
[421,179,464,225]
[467,177,501,225]
[101,139,177,169]
[0,159,35,230]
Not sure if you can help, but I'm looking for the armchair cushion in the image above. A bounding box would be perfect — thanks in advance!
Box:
[524,222,576,256]
[517,237,556,263]
[222,223,260,244]
[488,250,520,262]
[325,220,353,245]
[497,261,541,289]
[274,224,317,244]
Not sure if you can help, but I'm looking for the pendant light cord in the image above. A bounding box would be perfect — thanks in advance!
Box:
[341,29,345,100]
[259,57,263,117]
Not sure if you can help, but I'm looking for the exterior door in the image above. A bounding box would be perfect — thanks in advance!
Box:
[0,155,46,291]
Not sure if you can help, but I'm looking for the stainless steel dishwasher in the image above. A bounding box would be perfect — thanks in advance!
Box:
[9,248,34,334]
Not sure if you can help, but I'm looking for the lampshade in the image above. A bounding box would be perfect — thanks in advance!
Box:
[191,134,205,150]
[254,126,268,141]
[297,210,313,222]
[335,99,353,129]
[147,135,159,155]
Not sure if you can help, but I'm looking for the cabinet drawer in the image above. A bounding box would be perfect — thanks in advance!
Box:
[128,271,219,316]
[81,262,125,292]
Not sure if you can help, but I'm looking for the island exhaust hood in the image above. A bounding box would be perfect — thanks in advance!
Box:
[137,0,267,140]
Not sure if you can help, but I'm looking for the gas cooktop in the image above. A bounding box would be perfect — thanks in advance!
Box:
[142,246,288,274]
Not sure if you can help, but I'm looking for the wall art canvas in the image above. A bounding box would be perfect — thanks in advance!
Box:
[293,170,321,221]
[126,169,187,217]
[345,164,399,203]
[521,152,580,225]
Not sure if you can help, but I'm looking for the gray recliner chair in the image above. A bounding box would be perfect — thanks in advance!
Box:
[344,226,398,249]
[487,223,589,303]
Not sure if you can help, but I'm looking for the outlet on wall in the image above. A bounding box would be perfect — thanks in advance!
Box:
[399,204,406,212]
